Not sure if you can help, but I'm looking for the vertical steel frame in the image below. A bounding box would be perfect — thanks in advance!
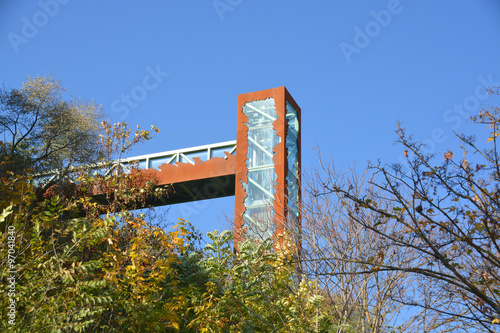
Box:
[234,87,301,247]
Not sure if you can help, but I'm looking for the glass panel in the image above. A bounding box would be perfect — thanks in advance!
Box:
[247,127,279,167]
[287,138,299,179]
[181,151,207,164]
[287,173,299,211]
[286,102,299,138]
[93,168,107,176]
[286,101,300,232]
[243,207,274,239]
[244,168,276,207]
[212,146,233,158]
[243,98,277,127]
[119,161,130,172]
[242,98,280,231]
[150,156,173,170]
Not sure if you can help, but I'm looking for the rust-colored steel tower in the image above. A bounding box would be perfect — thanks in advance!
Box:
[234,87,301,247]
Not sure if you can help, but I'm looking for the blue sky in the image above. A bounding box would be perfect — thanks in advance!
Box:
[1,0,500,236]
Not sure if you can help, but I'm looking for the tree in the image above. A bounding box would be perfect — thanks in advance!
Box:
[1,117,333,332]
[0,121,186,332]
[308,88,500,331]
[0,76,104,178]
[183,230,334,332]
[301,167,421,332]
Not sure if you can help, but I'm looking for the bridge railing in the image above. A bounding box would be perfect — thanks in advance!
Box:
[34,140,237,185]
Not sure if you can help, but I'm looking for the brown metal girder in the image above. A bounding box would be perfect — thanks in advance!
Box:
[211,177,229,196]
[144,175,236,207]
[134,152,236,186]
[110,153,238,209]
[179,183,198,201]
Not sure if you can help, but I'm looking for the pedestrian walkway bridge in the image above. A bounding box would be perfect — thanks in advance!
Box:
[35,87,301,245]
[36,140,238,205]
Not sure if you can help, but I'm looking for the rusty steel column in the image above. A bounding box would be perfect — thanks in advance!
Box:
[234,87,301,249]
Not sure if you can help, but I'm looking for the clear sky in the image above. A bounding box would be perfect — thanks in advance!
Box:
[1,0,500,237]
